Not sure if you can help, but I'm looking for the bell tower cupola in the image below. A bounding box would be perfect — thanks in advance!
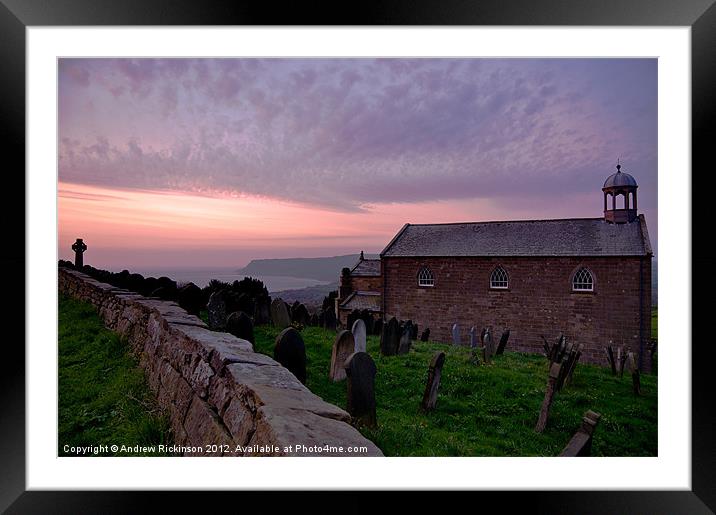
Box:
[602,162,638,224]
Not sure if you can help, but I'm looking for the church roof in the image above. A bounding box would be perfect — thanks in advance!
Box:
[381,215,652,258]
[339,291,382,311]
[350,259,381,277]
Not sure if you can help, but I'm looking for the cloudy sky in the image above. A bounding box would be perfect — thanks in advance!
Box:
[58,58,657,269]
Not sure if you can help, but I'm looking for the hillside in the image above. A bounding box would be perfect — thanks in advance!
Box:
[237,253,378,283]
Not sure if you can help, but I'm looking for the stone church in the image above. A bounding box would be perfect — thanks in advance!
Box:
[337,165,653,369]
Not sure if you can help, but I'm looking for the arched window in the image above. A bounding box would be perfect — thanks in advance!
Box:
[572,267,594,291]
[490,266,509,289]
[417,267,434,287]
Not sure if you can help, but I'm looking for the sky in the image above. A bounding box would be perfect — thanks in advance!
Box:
[58,58,657,269]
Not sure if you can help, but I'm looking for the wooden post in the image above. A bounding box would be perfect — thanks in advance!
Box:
[535,362,562,433]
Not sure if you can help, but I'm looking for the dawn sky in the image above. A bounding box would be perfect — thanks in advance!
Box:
[58,58,657,269]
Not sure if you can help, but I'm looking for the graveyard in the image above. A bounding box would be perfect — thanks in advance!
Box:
[249,323,657,457]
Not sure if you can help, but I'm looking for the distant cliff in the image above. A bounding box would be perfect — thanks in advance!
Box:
[237,254,378,283]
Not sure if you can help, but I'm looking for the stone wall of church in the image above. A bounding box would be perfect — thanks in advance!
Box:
[349,275,382,292]
[382,255,652,370]
[59,268,383,456]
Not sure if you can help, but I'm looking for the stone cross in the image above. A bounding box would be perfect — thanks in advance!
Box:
[71,238,87,268]
[351,318,367,353]
[330,330,355,382]
[270,298,291,329]
[344,352,377,428]
[535,362,562,433]
[559,410,602,456]
[273,327,307,384]
[451,323,460,346]
[421,352,446,412]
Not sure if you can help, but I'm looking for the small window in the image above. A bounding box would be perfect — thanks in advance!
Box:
[572,268,594,291]
[418,267,434,287]
[490,266,509,289]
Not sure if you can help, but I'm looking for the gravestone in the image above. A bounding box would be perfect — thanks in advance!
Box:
[360,310,375,335]
[482,328,494,364]
[469,326,478,348]
[292,303,310,326]
[207,290,229,330]
[177,282,203,315]
[380,317,401,356]
[274,327,306,384]
[469,326,480,365]
[451,323,460,346]
[71,238,87,268]
[421,352,446,411]
[323,307,337,331]
[420,328,430,341]
[373,317,383,336]
[226,311,255,345]
[535,362,562,433]
[559,410,602,457]
[330,330,356,381]
[253,296,271,325]
[397,322,412,355]
[627,352,641,395]
[270,298,291,329]
[496,329,510,355]
[347,309,361,331]
[605,345,617,375]
[344,352,377,428]
[409,322,418,340]
[351,319,367,353]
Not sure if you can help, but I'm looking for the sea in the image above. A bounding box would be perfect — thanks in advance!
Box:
[125,267,329,293]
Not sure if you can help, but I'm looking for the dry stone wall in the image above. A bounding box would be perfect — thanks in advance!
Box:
[59,268,382,456]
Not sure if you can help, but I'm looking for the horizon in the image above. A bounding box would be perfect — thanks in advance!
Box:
[58,58,657,269]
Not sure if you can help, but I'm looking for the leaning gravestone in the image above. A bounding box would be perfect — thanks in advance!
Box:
[496,329,510,355]
[421,352,446,411]
[207,290,228,330]
[344,352,377,428]
[270,298,291,329]
[330,330,356,382]
[226,311,255,345]
[535,362,562,433]
[380,317,401,356]
[398,322,412,355]
[559,410,602,457]
[420,328,430,342]
[451,323,460,346]
[274,327,306,384]
[351,319,367,353]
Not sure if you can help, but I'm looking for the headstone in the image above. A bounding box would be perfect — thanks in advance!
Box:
[618,347,627,378]
[535,362,562,433]
[292,303,310,326]
[421,352,446,411]
[469,326,478,348]
[347,309,361,331]
[177,282,203,315]
[373,317,383,336]
[207,290,228,330]
[420,328,431,342]
[410,322,418,340]
[398,321,412,355]
[482,328,493,364]
[253,296,271,325]
[627,352,641,395]
[605,345,617,376]
[380,317,401,356]
[451,323,460,346]
[469,326,480,365]
[323,307,337,331]
[351,319,367,353]
[344,352,377,428]
[496,329,510,355]
[563,343,584,387]
[226,311,255,345]
[71,238,87,268]
[274,327,306,384]
[330,330,356,381]
[270,298,291,329]
[559,411,602,457]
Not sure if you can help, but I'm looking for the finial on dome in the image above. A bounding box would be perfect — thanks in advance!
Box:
[616,158,621,172]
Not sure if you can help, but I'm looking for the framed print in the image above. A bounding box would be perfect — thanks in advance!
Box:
[2,0,713,512]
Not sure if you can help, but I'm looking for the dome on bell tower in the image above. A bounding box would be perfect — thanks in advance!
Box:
[602,163,638,224]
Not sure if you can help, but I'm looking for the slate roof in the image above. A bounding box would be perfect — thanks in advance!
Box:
[339,291,382,311]
[603,170,638,188]
[381,216,652,258]
[350,259,381,277]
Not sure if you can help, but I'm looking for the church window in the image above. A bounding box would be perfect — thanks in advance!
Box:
[418,267,434,287]
[572,268,594,291]
[490,266,509,289]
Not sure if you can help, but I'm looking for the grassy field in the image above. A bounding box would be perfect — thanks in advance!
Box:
[253,325,658,457]
[58,295,173,456]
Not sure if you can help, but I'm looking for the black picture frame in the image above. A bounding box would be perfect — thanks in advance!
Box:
[1,1,712,512]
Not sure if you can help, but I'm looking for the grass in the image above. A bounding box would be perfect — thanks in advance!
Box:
[253,324,658,457]
[58,294,174,456]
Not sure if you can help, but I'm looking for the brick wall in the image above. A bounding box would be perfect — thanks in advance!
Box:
[350,276,382,292]
[59,268,382,456]
[382,256,652,369]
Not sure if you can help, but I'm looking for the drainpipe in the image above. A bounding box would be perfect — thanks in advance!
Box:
[638,257,644,371]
